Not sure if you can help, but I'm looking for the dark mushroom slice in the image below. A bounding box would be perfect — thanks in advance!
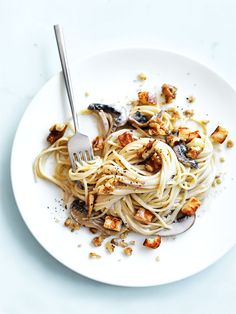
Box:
[69,199,125,236]
[129,110,163,128]
[158,214,196,237]
[173,142,198,169]
[88,103,128,137]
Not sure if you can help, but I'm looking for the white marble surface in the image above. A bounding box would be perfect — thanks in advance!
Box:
[0,0,235,313]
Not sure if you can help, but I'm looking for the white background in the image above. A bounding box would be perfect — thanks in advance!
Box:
[0,0,235,313]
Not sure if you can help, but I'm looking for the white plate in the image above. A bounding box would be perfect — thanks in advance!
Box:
[11,48,236,287]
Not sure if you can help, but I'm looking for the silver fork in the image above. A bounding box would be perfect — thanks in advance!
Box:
[54,25,94,169]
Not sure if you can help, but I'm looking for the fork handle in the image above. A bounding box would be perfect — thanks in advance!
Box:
[54,25,79,133]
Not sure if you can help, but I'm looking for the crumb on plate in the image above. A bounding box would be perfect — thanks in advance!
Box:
[123,247,133,256]
[137,72,147,81]
[226,139,234,148]
[89,252,101,259]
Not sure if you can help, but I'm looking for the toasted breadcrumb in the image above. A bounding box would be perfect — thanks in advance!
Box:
[183,109,194,118]
[123,247,133,256]
[220,157,225,163]
[161,84,177,104]
[119,240,128,248]
[186,95,195,103]
[89,252,101,259]
[64,218,80,231]
[89,228,98,234]
[137,73,147,81]
[92,236,104,247]
[120,231,129,239]
[47,123,67,144]
[111,238,120,246]
[226,140,234,148]
[128,240,136,246]
[216,178,221,185]
[105,241,115,254]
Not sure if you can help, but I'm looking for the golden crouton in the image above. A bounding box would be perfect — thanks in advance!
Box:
[104,215,122,232]
[134,208,154,224]
[210,126,228,144]
[138,91,151,105]
[143,235,161,249]
[118,132,134,147]
[181,197,201,216]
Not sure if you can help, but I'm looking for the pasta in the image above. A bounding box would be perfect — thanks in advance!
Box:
[34,86,219,239]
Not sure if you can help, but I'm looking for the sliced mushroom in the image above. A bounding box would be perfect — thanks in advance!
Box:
[173,142,198,169]
[69,199,125,236]
[158,215,195,237]
[88,103,128,137]
[129,110,163,128]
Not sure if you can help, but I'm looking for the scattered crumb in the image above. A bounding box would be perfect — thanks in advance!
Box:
[220,157,225,163]
[226,140,234,148]
[120,231,129,239]
[111,238,120,246]
[119,240,128,248]
[186,95,195,103]
[92,235,104,247]
[77,244,82,248]
[89,252,101,259]
[89,227,98,234]
[123,247,133,256]
[54,218,60,223]
[84,92,90,97]
[155,256,160,262]
[105,241,115,254]
[183,109,194,118]
[212,182,216,187]
[216,178,221,185]
[137,72,147,81]
[117,259,122,262]
[128,240,136,246]
[64,217,80,231]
